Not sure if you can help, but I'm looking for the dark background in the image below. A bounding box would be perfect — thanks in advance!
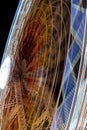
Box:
[0,0,19,64]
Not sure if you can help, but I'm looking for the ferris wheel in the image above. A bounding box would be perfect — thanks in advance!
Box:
[0,0,87,130]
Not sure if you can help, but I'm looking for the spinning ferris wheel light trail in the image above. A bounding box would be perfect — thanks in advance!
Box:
[0,0,87,130]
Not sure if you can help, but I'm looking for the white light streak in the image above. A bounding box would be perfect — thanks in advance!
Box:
[0,57,11,89]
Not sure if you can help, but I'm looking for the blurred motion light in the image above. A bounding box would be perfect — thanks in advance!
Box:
[0,57,11,89]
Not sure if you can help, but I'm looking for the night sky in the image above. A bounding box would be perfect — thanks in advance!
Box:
[0,0,19,64]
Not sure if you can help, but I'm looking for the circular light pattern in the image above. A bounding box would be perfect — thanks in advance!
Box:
[1,0,87,130]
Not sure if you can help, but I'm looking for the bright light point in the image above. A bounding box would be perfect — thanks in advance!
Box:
[86,45,87,52]
[0,57,11,89]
